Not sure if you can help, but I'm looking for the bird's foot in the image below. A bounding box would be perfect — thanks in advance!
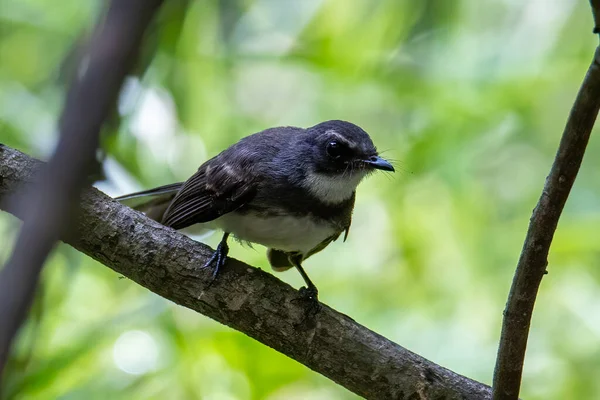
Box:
[203,239,229,287]
[288,254,321,319]
[294,285,321,318]
[298,285,319,302]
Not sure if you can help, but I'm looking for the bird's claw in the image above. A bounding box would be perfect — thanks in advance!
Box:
[204,240,228,287]
[293,285,321,319]
[298,285,319,301]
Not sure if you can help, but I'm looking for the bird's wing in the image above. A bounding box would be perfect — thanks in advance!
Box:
[161,162,257,230]
[306,231,343,259]
[303,192,355,258]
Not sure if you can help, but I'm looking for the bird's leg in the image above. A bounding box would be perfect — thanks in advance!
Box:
[204,232,230,283]
[289,253,319,302]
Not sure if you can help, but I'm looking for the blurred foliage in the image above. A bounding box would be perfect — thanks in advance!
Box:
[2,0,600,399]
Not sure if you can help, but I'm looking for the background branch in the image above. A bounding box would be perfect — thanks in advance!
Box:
[592,0,600,33]
[0,145,493,400]
[491,3,600,398]
[0,0,164,375]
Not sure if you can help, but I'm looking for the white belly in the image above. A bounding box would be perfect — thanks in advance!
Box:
[209,212,337,255]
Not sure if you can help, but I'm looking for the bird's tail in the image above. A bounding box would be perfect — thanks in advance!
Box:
[115,182,183,223]
[267,249,293,272]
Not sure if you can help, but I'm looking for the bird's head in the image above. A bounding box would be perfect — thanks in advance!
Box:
[301,120,394,203]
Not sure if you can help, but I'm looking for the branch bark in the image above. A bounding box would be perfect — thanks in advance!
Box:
[491,4,600,399]
[0,145,493,399]
[0,0,164,374]
[592,0,600,33]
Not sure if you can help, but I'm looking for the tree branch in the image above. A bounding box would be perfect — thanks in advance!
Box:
[591,0,600,33]
[0,145,493,399]
[0,0,164,375]
[491,4,600,399]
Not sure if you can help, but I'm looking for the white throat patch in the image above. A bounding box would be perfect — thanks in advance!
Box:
[303,170,366,204]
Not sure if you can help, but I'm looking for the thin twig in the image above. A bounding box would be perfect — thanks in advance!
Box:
[0,145,493,399]
[491,4,600,399]
[0,0,163,375]
[591,0,600,34]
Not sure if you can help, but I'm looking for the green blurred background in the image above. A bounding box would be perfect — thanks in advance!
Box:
[2,0,600,398]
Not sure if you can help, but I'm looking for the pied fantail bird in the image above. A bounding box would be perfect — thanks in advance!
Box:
[116,120,394,301]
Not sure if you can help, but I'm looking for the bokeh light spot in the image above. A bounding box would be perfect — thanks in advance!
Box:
[112,330,159,375]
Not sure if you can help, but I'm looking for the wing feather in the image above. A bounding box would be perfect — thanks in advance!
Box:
[162,162,256,230]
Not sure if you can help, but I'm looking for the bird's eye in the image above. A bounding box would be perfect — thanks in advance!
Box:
[326,140,344,159]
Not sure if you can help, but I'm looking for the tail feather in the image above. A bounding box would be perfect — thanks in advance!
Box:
[116,182,183,223]
[115,182,183,202]
[267,249,293,271]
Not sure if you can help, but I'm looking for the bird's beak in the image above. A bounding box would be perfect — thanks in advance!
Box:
[365,156,395,172]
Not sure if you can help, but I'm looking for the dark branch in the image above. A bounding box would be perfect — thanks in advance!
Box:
[591,0,600,33]
[0,0,164,375]
[0,145,493,400]
[491,5,600,399]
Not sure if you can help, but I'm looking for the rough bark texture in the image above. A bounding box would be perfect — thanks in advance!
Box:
[491,7,600,399]
[0,145,492,399]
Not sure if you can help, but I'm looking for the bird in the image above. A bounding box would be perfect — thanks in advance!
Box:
[116,120,394,302]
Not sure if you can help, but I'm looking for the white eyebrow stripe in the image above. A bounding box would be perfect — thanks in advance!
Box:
[325,130,347,143]
[324,130,357,150]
